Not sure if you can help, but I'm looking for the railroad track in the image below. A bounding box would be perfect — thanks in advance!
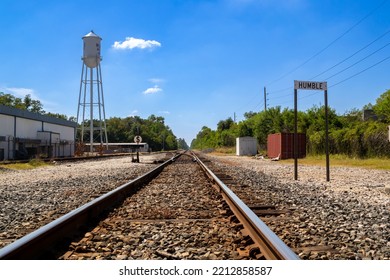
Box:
[0,151,299,260]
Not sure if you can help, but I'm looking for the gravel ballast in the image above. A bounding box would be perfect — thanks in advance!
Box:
[0,155,161,249]
[204,154,389,260]
[0,153,389,260]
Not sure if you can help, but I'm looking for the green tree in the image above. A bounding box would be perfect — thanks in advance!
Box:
[177,138,189,150]
[373,89,390,122]
[45,112,68,120]
[191,126,217,149]
[1,92,48,115]
[217,117,234,131]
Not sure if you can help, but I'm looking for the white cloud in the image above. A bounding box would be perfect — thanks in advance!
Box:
[112,37,161,50]
[128,110,138,117]
[158,111,170,115]
[3,87,39,99]
[1,86,61,110]
[148,78,165,84]
[143,85,162,95]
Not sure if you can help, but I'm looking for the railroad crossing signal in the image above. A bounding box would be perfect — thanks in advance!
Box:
[134,135,142,143]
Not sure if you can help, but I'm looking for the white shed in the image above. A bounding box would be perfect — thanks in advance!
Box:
[236,137,257,156]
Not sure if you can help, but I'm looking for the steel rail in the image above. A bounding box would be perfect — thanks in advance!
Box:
[0,153,180,260]
[193,152,300,260]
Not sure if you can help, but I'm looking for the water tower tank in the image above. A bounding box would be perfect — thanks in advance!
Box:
[82,30,101,68]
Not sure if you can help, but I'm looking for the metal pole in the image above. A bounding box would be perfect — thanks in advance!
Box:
[81,64,88,143]
[90,67,93,153]
[324,90,330,181]
[98,64,109,149]
[76,62,84,125]
[96,64,103,146]
[294,89,298,180]
[264,87,267,111]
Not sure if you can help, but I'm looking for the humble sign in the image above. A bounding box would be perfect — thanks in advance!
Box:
[294,80,327,90]
[293,79,330,182]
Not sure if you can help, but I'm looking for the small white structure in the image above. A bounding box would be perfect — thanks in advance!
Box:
[388,126,390,142]
[236,136,257,156]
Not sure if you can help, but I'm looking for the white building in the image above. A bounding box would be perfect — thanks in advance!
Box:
[236,136,257,156]
[0,105,77,160]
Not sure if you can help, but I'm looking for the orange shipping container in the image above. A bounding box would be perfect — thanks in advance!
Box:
[267,133,306,159]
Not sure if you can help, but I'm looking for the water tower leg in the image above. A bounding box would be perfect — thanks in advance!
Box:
[98,64,109,149]
[90,67,93,153]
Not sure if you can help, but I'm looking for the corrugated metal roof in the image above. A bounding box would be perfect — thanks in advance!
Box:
[0,105,77,128]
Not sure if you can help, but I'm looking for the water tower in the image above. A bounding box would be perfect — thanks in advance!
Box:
[76,30,108,153]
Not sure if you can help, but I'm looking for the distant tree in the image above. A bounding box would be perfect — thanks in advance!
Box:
[45,112,68,120]
[191,126,217,149]
[0,92,45,114]
[0,92,24,109]
[244,111,257,119]
[104,115,178,151]
[217,117,234,131]
[68,116,77,122]
[177,138,189,150]
[192,94,390,158]
[373,89,390,122]
[237,122,253,137]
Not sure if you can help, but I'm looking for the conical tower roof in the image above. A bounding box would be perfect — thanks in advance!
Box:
[82,30,101,39]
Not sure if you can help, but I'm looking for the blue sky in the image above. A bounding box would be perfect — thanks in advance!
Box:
[1,0,390,145]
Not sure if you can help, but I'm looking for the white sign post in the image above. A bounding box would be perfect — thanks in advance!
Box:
[293,80,330,182]
[294,80,327,91]
[133,135,142,162]
[134,135,142,144]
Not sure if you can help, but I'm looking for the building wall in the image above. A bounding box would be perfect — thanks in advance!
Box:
[0,105,77,160]
[236,137,257,156]
[0,114,14,160]
[16,118,42,138]
[43,123,74,141]
[0,114,14,135]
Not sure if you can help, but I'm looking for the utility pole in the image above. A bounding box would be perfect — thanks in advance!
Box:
[234,112,236,123]
[264,87,267,111]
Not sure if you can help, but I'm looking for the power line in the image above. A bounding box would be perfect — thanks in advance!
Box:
[268,86,292,95]
[330,55,390,88]
[310,28,390,80]
[266,0,389,87]
[324,41,390,80]
[268,30,390,103]
[269,91,293,100]
[272,54,390,107]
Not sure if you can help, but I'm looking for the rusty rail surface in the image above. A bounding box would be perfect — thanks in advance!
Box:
[192,152,299,260]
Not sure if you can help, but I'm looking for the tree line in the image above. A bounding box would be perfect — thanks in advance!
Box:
[103,115,188,151]
[191,89,390,158]
[0,92,71,120]
[1,91,189,151]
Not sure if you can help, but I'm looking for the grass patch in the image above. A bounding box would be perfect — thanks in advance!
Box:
[211,147,236,155]
[282,154,390,170]
[0,159,50,170]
